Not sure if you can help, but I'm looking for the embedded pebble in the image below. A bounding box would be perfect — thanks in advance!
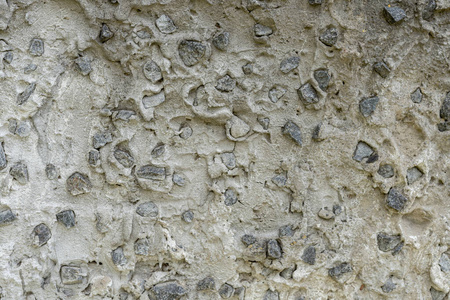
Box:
[257,117,270,130]
[218,283,234,298]
[99,24,114,43]
[113,110,135,121]
[439,92,450,120]
[280,266,295,279]
[302,246,316,265]
[378,164,394,178]
[242,63,253,74]
[282,120,302,146]
[297,83,319,104]
[179,124,193,139]
[156,14,177,34]
[309,0,322,5]
[224,188,238,206]
[328,262,352,280]
[142,91,165,108]
[17,82,36,105]
[56,210,76,228]
[172,173,186,186]
[254,24,273,37]
[29,38,44,56]
[319,27,338,46]
[0,209,16,226]
[182,210,194,223]
[359,96,379,117]
[60,266,84,285]
[268,86,286,103]
[430,287,446,300]
[384,6,406,24]
[216,75,236,92]
[114,148,134,168]
[143,60,162,83]
[272,173,287,187]
[32,223,51,247]
[197,276,215,291]
[263,290,279,300]
[267,239,282,259]
[438,252,450,273]
[151,143,165,158]
[352,141,374,162]
[381,277,396,293]
[279,56,299,74]
[9,162,28,184]
[136,165,166,181]
[111,247,127,266]
[134,238,149,255]
[221,152,236,169]
[212,32,230,50]
[279,225,293,237]
[386,188,408,211]
[314,69,331,91]
[66,172,92,195]
[406,167,423,185]
[45,164,58,180]
[178,40,206,67]
[411,88,423,103]
[88,150,100,167]
[136,201,158,218]
[24,64,37,74]
[93,132,113,149]
[228,116,250,139]
[0,142,7,170]
[150,282,187,300]
[3,51,13,64]
[318,207,335,220]
[377,232,402,252]
[374,61,391,78]
[75,56,92,76]
[423,0,436,20]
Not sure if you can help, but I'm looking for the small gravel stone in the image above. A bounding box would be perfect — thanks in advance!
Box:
[430,287,446,300]
[279,225,293,237]
[272,173,287,187]
[179,124,193,139]
[29,38,44,56]
[32,223,51,247]
[10,162,28,184]
[423,0,436,20]
[359,96,379,117]
[381,277,396,293]
[182,210,194,223]
[115,109,135,121]
[93,132,112,149]
[221,152,236,169]
[218,283,234,298]
[99,24,114,43]
[302,246,316,265]
[333,204,342,215]
[156,14,177,34]
[280,266,295,279]
[134,238,149,255]
[241,234,257,246]
[297,83,319,104]
[152,143,165,158]
[224,188,238,206]
[254,24,273,37]
[197,276,215,291]
[280,56,299,73]
[15,121,31,137]
[378,164,394,178]
[3,51,13,64]
[172,173,185,186]
[111,247,127,266]
[137,165,166,181]
[213,32,230,50]
[216,75,236,92]
[314,69,331,91]
[263,290,279,300]
[384,6,406,24]
[268,86,286,103]
[60,266,84,285]
[242,63,253,75]
[309,0,322,5]
[438,252,450,273]
[143,60,162,83]
[319,27,338,46]
[411,88,423,103]
[439,92,450,121]
[318,207,335,220]
[66,172,92,195]
[437,122,450,132]
[136,201,159,218]
[374,61,390,78]
[114,148,134,168]
[386,188,408,211]
[267,239,282,259]
[143,91,165,109]
[282,120,302,146]
[24,64,37,74]
[328,262,352,280]
[257,117,270,130]
[407,167,423,185]
[75,56,92,76]
[45,164,58,180]
[150,282,187,300]
[0,142,7,171]
[178,40,206,67]
[0,209,16,226]
[352,141,374,162]
[17,82,36,105]
[8,119,17,134]
[88,150,100,167]
[377,232,402,252]
[56,210,76,228]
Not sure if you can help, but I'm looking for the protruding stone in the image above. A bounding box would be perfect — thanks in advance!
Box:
[437,122,450,132]
[10,162,28,184]
[328,262,352,280]
[374,61,390,78]
[440,92,450,121]
[221,152,236,169]
[438,252,450,273]
[314,69,331,91]
[143,60,162,83]
[93,132,112,149]
[178,40,206,67]
[56,210,76,228]
[381,277,396,293]
[45,164,58,180]
[242,63,253,75]
[111,247,127,266]
[359,96,379,117]
[263,290,279,300]
[99,24,114,43]
[3,51,13,64]
[430,287,446,300]
[319,27,338,46]
[75,56,92,76]
[216,75,236,92]
[151,143,165,158]
[32,223,51,247]
[254,24,273,37]
[29,38,44,56]
[60,266,84,285]
[136,165,165,181]
[378,164,394,178]
[280,266,295,279]
[386,188,408,211]
[406,167,423,185]
[384,6,406,24]
[156,14,177,34]
[143,91,165,109]
[352,141,374,162]
[17,82,36,105]
[241,234,257,246]
[279,56,299,74]
[282,120,302,146]
[66,172,92,195]
[268,86,286,103]
[279,225,293,237]
[114,148,134,168]
[0,209,16,226]
[136,201,158,218]
[377,232,402,252]
[88,150,100,167]
[411,88,423,103]
[0,142,6,170]
[297,83,319,104]
[302,246,316,265]
[213,32,230,50]
[267,239,282,259]
[197,276,215,291]
[224,188,238,206]
[218,283,234,298]
[423,0,436,20]
[182,210,194,223]
[134,238,149,256]
[257,117,270,130]
[150,282,187,300]
[179,124,193,139]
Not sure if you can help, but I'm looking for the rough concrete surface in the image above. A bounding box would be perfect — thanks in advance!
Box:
[0,0,449,299]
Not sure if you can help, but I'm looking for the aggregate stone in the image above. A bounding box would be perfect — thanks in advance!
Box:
[280,266,295,279]
[411,88,423,103]
[302,246,316,265]
[212,32,230,50]
[257,117,270,130]
[178,40,206,67]
[32,223,51,247]
[359,96,379,117]
[114,148,134,168]
[263,290,279,300]
[279,56,299,73]
[423,0,436,20]
[430,287,447,300]
[60,266,84,285]
[224,188,238,206]
[242,63,253,75]
[45,164,58,180]
[352,141,374,162]
[111,247,127,266]
[221,152,236,169]
[156,14,177,34]
[386,188,408,211]
[437,122,450,132]
[179,125,193,139]
[282,120,302,146]
[279,225,293,237]
[197,276,215,291]
[378,164,394,178]
[152,143,165,158]
[254,24,273,37]
[137,165,165,181]
[297,83,319,104]
[172,173,185,186]
[136,201,159,218]
[149,282,187,300]
[24,64,37,74]
[314,69,331,91]
[9,162,28,184]
[0,209,16,226]
[216,75,236,92]
[88,150,100,167]
[181,210,194,223]
[8,119,17,134]
[374,61,390,78]
[267,239,282,259]
[75,56,92,76]
[56,210,76,228]
[218,283,234,298]
[440,92,450,121]
[439,252,450,273]
[384,6,406,24]
[66,172,92,195]
[29,38,44,56]
[134,238,149,255]
[377,232,402,252]
[328,262,352,280]
[0,142,6,170]
[241,234,257,246]
[406,167,423,185]
[319,27,338,47]
[381,277,396,293]
[15,121,31,137]
[17,82,36,105]
[93,132,112,149]
[333,205,342,215]
[309,0,322,5]
[268,86,286,103]
[99,24,114,43]
[272,173,287,187]
[143,60,163,83]
[3,51,12,64]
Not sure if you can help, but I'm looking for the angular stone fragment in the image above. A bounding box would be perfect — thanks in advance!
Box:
[268,86,286,103]
[359,96,379,117]
[386,188,408,211]
[114,110,135,121]
[411,88,422,103]
[10,162,28,184]
[136,201,158,218]
[381,277,396,293]
[302,246,316,265]
[99,24,114,43]
[319,27,338,46]
[282,120,302,146]
[254,24,273,37]
[156,14,177,34]
[423,0,436,20]
[407,167,423,185]
[32,223,51,247]
[75,57,92,76]
[197,276,215,291]
[384,6,406,24]
[172,174,185,186]
[3,51,13,64]
[66,172,92,195]
[45,164,58,180]
[257,117,270,130]
[378,164,394,178]
[377,232,402,252]
[242,63,253,75]
[93,132,112,149]
[218,283,234,298]
[134,238,149,255]
[88,150,100,167]
[136,165,165,181]
[29,38,44,56]
[280,266,295,279]
[374,61,390,78]
[143,60,162,83]
[298,83,319,104]
[352,142,374,162]
[318,207,334,220]
[17,82,36,105]
[279,56,299,73]
[111,247,127,266]
[267,239,282,259]
[56,210,76,228]
[24,64,37,74]
[143,91,165,109]
[60,266,84,285]
[221,152,236,169]
[439,252,450,273]
[178,40,206,67]
[314,69,331,91]
[0,142,6,170]
[328,262,352,280]
[114,148,134,168]
[279,225,293,237]
[272,173,287,187]
[216,75,236,92]
[430,287,446,300]
[440,92,450,121]
[152,143,165,158]
[182,210,194,223]
[0,209,16,226]
[224,188,238,206]
[213,32,230,51]
[150,282,187,300]
[241,234,257,246]
[263,290,279,300]
[309,0,322,5]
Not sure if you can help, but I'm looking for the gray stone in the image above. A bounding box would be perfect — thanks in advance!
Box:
[24,64,37,74]
[134,238,149,255]
[178,40,206,67]
[15,121,31,137]
[282,120,302,146]
[66,172,92,195]
[136,30,151,39]
[302,246,316,265]
[218,283,234,298]
[213,32,230,51]
[257,117,270,130]
[0,209,16,226]
[179,125,193,139]
[381,277,396,293]
[374,61,390,78]
[8,119,17,134]
[99,24,114,43]
[319,28,338,47]
[359,96,379,117]
[314,69,331,91]
[93,132,112,149]
[224,188,238,206]
[267,239,282,259]
[297,83,319,104]
[17,82,36,105]
[88,150,100,167]
[234,287,245,300]
[242,63,253,75]
[114,148,134,168]
[56,210,76,228]
[392,241,404,255]
[280,266,295,279]
[254,24,273,37]
[333,204,342,215]
[221,152,236,169]
[430,287,447,300]
[407,167,423,185]
[423,0,436,20]
[377,232,402,252]
[241,234,257,246]
[272,173,287,187]
[3,51,13,64]
[113,110,134,122]
[45,164,58,180]
[29,38,44,56]
[384,6,406,24]
[156,14,177,34]
[60,266,84,285]
[279,225,293,237]
[32,223,51,247]
[172,174,185,186]
[437,122,450,132]
[440,92,450,121]
[386,188,408,211]
[411,88,423,103]
[197,277,215,291]
[152,143,165,158]
[328,262,352,280]
[309,0,322,5]
[75,57,92,76]
[439,252,450,273]
[268,86,286,103]
[216,75,236,92]
[150,282,187,300]
[143,91,165,108]
[279,56,300,74]
[137,165,166,181]
[0,142,6,170]
[352,141,374,162]
[136,201,159,218]
[182,210,194,223]
[378,164,394,178]
[10,162,28,184]
[263,290,279,300]
[111,247,127,266]
[143,60,162,83]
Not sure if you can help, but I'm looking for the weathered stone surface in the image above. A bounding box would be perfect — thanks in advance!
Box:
[9,162,28,184]
[99,23,114,42]
[279,56,299,73]
[111,247,127,266]
[156,14,177,34]
[56,210,76,228]
[31,223,51,247]
[212,32,230,50]
[302,246,316,265]
[254,24,272,37]
[386,188,408,211]
[136,165,165,181]
[328,262,352,280]
[143,61,163,83]
[319,27,338,46]
[359,96,379,117]
[149,282,187,300]
[378,164,394,178]
[282,120,302,146]
[66,172,92,195]
[377,232,402,252]
[0,209,16,226]
[384,6,406,24]
[314,69,331,91]
[267,239,282,259]
[136,201,159,218]
[297,83,319,104]
[60,266,84,285]
[178,40,206,67]
[352,142,374,162]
